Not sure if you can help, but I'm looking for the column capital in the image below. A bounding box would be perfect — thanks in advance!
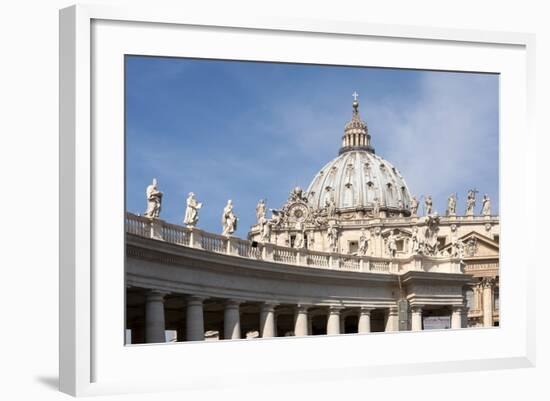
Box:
[481,277,496,289]
[260,302,279,312]
[295,304,312,313]
[186,295,207,305]
[145,290,169,301]
[410,305,424,314]
[452,305,465,313]
[328,305,345,314]
[224,299,243,308]
[359,306,375,314]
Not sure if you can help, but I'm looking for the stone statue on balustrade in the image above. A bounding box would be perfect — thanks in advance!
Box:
[327,221,339,252]
[221,200,238,236]
[446,193,457,216]
[466,189,477,216]
[358,228,371,256]
[144,178,163,218]
[481,194,491,216]
[410,196,419,216]
[425,195,433,215]
[259,216,271,243]
[256,199,266,223]
[183,192,202,227]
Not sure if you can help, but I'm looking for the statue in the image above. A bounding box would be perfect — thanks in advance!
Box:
[183,192,202,227]
[327,221,338,252]
[481,194,491,216]
[221,200,238,236]
[144,178,163,218]
[446,193,457,216]
[358,228,371,256]
[270,208,284,227]
[289,186,307,202]
[410,196,419,216]
[466,189,476,216]
[455,238,465,259]
[256,199,266,223]
[422,214,440,256]
[386,230,398,258]
[325,196,336,218]
[372,197,380,217]
[425,195,433,215]
[410,226,420,254]
[259,217,271,242]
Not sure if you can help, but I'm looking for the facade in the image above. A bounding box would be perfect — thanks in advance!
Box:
[125,97,499,344]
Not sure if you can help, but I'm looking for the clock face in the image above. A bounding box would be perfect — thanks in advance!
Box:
[289,203,309,222]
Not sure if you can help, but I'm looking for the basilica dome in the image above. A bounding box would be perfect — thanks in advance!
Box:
[306,97,412,215]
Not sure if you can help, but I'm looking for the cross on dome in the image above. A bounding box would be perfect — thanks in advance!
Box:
[352,91,359,101]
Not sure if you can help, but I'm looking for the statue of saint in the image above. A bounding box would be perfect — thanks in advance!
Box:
[466,190,476,216]
[256,199,266,223]
[372,197,380,217]
[259,217,271,243]
[183,192,202,227]
[144,178,163,218]
[481,194,491,216]
[221,200,238,236]
[327,221,338,252]
[446,193,457,216]
[425,195,433,215]
[410,196,418,216]
[325,196,336,218]
[386,230,397,258]
[411,226,420,254]
[358,228,371,256]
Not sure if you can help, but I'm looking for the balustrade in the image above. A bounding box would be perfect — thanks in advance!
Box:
[125,212,463,275]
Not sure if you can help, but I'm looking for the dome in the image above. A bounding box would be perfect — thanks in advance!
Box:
[306,150,412,213]
[305,93,412,214]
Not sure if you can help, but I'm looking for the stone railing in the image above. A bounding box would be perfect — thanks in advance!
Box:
[126,213,463,275]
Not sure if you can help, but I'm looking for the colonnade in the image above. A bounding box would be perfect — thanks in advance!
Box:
[134,290,465,344]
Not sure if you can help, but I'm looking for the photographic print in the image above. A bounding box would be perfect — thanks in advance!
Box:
[124,56,499,344]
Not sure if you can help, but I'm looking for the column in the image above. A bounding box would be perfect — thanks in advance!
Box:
[145,290,167,343]
[385,307,399,332]
[186,295,205,341]
[327,306,343,335]
[411,306,423,331]
[224,300,241,340]
[294,305,310,336]
[451,306,464,329]
[482,278,495,327]
[358,307,373,333]
[260,302,277,338]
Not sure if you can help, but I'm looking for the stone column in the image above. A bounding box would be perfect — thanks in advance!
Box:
[186,295,205,341]
[411,306,423,331]
[223,300,242,340]
[358,307,374,333]
[145,290,167,343]
[260,302,277,338]
[294,305,310,336]
[451,306,464,329]
[385,307,399,332]
[327,306,343,335]
[482,278,495,327]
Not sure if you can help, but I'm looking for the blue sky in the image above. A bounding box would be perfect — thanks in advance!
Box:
[125,56,499,236]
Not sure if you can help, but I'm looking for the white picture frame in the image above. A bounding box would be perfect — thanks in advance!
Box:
[59,4,536,397]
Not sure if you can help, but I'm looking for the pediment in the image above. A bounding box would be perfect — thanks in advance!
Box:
[441,231,499,258]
